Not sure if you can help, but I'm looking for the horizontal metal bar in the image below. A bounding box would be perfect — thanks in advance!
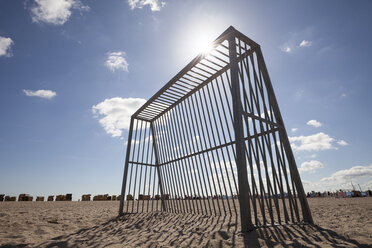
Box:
[159,127,280,166]
[181,76,202,86]
[170,84,190,93]
[243,111,282,128]
[208,53,229,65]
[141,107,161,115]
[175,81,197,89]
[162,91,182,100]
[189,68,210,79]
[128,161,157,167]
[194,65,214,76]
[198,61,219,73]
[137,114,155,120]
[185,72,207,82]
[134,117,151,122]
[213,48,229,59]
[203,57,225,70]
[157,97,175,105]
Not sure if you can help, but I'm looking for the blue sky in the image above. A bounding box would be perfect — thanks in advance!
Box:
[1,0,372,199]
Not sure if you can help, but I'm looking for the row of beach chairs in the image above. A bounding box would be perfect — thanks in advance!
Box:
[0,194,72,202]
[0,193,138,202]
[82,194,121,201]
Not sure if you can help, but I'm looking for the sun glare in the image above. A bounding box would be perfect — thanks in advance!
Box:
[173,23,223,62]
[193,33,214,54]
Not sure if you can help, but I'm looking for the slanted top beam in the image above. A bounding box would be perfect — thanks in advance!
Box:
[133,26,259,122]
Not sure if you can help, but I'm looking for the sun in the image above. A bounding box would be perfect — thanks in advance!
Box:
[192,32,214,55]
[172,24,222,61]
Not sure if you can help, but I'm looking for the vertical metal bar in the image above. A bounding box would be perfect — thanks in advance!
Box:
[242,57,267,225]
[180,99,209,214]
[205,81,237,214]
[174,104,204,214]
[126,118,139,213]
[277,136,295,222]
[142,123,152,212]
[228,34,254,232]
[119,117,135,215]
[167,110,194,214]
[147,158,153,212]
[239,54,267,225]
[150,164,156,211]
[210,78,239,215]
[141,148,149,212]
[147,134,155,212]
[157,115,179,212]
[220,71,259,220]
[271,131,290,223]
[195,90,225,215]
[137,123,149,213]
[153,119,175,212]
[132,120,145,212]
[161,112,186,213]
[184,97,214,215]
[252,55,282,224]
[247,53,275,224]
[161,164,176,212]
[169,108,198,214]
[189,96,217,215]
[200,85,231,214]
[215,75,239,193]
[256,47,313,224]
[223,69,261,225]
[150,122,166,211]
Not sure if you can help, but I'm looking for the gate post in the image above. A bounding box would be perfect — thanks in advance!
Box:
[119,117,135,215]
[228,32,255,232]
[150,123,167,211]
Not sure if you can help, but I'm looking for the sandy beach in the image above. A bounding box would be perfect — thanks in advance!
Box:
[0,197,371,247]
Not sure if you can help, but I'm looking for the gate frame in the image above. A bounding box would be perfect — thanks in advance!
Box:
[118,26,313,232]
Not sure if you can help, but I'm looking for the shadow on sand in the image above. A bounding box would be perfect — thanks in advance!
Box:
[2,212,370,247]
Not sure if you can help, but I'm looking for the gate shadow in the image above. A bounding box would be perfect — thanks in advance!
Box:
[8,212,370,248]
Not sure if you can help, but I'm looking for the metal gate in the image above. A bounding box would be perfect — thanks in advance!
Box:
[118,26,313,232]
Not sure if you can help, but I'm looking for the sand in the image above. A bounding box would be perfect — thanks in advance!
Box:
[0,197,371,247]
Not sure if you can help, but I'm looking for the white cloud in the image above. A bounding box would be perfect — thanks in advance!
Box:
[307,119,322,128]
[30,0,89,25]
[341,93,347,98]
[282,46,291,53]
[0,36,14,57]
[337,140,348,146]
[105,52,129,72]
[322,164,372,183]
[299,40,312,47]
[291,128,298,133]
[303,163,372,192]
[289,132,335,151]
[92,97,146,137]
[128,0,166,11]
[299,160,323,172]
[23,89,57,99]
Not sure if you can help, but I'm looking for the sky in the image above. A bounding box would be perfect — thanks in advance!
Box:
[1,0,372,200]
